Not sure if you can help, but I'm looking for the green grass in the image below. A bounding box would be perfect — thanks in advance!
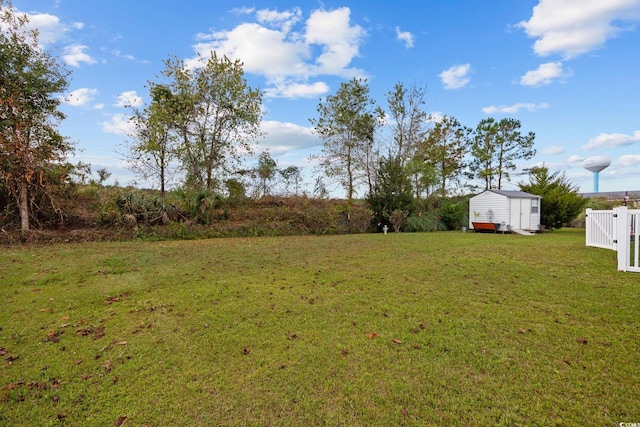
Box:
[1,229,638,426]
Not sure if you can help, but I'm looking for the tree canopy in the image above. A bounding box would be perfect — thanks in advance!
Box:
[311,78,383,202]
[128,84,178,206]
[386,82,429,166]
[469,118,535,190]
[519,165,586,230]
[131,53,263,194]
[420,115,471,197]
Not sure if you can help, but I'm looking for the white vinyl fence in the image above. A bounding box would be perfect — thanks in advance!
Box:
[585,206,639,273]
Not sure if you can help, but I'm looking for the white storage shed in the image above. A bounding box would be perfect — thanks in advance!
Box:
[469,190,542,232]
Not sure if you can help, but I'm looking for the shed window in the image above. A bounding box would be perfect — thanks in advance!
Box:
[531,199,539,214]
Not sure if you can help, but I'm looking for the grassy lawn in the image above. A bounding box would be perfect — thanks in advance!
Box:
[1,229,638,426]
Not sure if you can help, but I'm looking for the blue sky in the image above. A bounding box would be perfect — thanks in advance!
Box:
[10,0,640,196]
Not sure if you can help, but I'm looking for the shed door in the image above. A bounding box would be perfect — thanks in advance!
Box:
[510,198,531,229]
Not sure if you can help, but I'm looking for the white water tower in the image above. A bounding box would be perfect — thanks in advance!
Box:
[583,156,610,193]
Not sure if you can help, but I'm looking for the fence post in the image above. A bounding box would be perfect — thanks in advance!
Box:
[585,208,592,246]
[615,206,629,272]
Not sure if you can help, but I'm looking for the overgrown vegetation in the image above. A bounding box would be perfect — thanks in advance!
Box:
[1,172,596,242]
[0,183,384,243]
[1,230,638,425]
[0,0,72,232]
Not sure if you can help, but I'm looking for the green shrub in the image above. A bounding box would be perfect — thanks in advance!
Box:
[404,212,447,232]
[438,201,465,230]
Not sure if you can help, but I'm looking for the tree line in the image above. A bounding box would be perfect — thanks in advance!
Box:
[125,59,538,231]
[310,79,538,228]
[1,0,583,234]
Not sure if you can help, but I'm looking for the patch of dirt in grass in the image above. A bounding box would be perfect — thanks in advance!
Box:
[76,325,106,340]
[1,374,62,404]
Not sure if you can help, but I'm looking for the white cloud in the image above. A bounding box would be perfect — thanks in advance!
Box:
[567,154,585,164]
[583,130,640,150]
[20,10,68,45]
[439,64,471,90]
[482,102,549,114]
[256,7,302,32]
[261,120,321,154]
[231,7,256,16]
[190,23,309,78]
[114,49,135,61]
[617,154,640,167]
[188,7,366,98]
[518,0,640,59]
[63,44,96,67]
[395,26,414,48]
[114,91,143,108]
[101,113,133,135]
[264,81,329,99]
[304,8,366,76]
[520,62,570,87]
[8,7,85,49]
[65,88,98,107]
[542,145,566,155]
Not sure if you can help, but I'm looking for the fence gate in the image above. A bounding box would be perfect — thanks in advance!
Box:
[586,206,639,273]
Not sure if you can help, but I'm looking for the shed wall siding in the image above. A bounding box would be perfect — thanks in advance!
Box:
[469,192,509,229]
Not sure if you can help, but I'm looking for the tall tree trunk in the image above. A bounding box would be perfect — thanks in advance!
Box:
[497,148,504,189]
[347,146,354,202]
[160,163,166,209]
[18,180,30,232]
[440,159,446,197]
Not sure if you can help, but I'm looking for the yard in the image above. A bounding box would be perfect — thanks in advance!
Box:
[1,229,638,425]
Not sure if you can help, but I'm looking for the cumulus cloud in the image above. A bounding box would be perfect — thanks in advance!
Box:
[20,11,67,45]
[542,145,566,155]
[65,88,98,107]
[617,154,640,167]
[518,0,640,59]
[482,102,549,114]
[187,7,366,98]
[261,120,321,154]
[114,91,143,108]
[101,113,133,135]
[256,7,302,32]
[439,64,471,90]
[8,7,85,48]
[305,8,366,76]
[264,81,329,99]
[583,130,640,150]
[63,44,96,67]
[520,62,570,87]
[190,23,309,77]
[395,26,414,48]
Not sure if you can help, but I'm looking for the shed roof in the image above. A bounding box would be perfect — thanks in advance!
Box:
[481,189,541,198]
